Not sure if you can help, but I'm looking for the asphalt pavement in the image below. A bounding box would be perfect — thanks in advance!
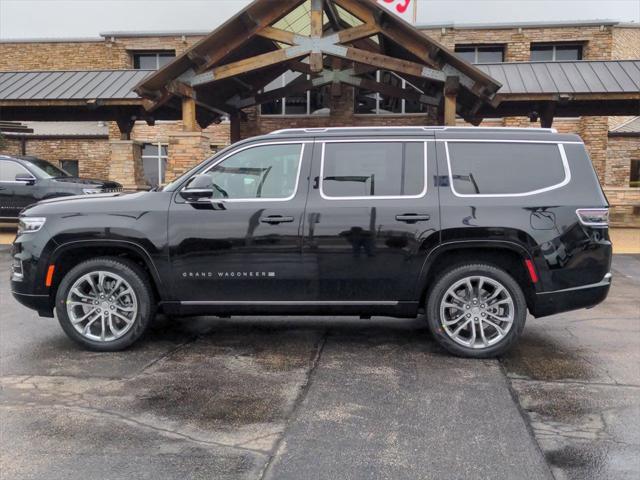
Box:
[0,248,638,480]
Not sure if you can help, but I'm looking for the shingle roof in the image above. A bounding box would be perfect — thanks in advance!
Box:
[0,70,151,100]
[477,60,640,95]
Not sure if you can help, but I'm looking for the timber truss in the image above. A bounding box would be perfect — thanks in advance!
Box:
[135,0,502,129]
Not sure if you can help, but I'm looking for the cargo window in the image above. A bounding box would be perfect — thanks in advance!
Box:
[321,142,426,199]
[447,142,568,196]
[202,143,303,200]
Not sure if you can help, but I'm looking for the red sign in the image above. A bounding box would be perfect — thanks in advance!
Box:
[378,0,416,22]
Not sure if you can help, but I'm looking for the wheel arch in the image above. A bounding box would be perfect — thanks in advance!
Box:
[47,240,166,305]
[417,240,537,313]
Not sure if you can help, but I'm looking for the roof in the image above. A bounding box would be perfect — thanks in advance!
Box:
[0,70,152,101]
[417,19,625,30]
[610,116,640,135]
[477,60,640,95]
[3,121,109,137]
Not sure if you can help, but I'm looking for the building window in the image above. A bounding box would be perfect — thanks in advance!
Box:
[60,160,79,177]
[531,43,583,62]
[260,70,330,116]
[354,70,428,115]
[142,143,168,188]
[631,160,640,188]
[455,45,505,64]
[133,51,176,70]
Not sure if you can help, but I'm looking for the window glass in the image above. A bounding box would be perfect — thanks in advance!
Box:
[448,142,566,195]
[630,160,640,188]
[322,142,425,198]
[60,160,78,177]
[24,159,67,178]
[477,47,504,63]
[202,144,302,199]
[530,45,554,61]
[133,52,175,70]
[378,71,403,114]
[0,160,30,182]
[455,47,476,63]
[260,70,330,116]
[555,45,582,60]
[142,143,168,188]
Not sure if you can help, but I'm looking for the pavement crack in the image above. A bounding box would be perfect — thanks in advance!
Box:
[257,329,328,480]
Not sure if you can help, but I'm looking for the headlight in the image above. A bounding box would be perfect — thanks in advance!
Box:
[18,217,46,234]
[83,188,102,195]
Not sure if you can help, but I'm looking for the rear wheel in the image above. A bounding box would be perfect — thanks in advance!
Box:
[426,263,527,358]
[55,257,155,351]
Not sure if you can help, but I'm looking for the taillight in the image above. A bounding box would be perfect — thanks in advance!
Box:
[576,208,609,227]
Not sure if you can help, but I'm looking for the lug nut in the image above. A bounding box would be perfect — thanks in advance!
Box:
[97,309,101,313]
[466,313,471,318]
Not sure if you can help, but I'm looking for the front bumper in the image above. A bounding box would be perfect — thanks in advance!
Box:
[11,290,54,317]
[530,273,612,318]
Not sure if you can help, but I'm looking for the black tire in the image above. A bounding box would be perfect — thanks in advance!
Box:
[55,257,155,351]
[425,263,527,358]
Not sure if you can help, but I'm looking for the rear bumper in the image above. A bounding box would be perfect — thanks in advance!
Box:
[530,273,611,318]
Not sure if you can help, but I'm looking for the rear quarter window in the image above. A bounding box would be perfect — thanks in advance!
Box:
[447,142,568,196]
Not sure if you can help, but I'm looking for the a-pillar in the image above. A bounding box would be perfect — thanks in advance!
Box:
[108,140,146,190]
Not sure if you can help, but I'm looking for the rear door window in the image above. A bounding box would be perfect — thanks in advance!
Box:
[321,142,426,199]
[447,142,568,196]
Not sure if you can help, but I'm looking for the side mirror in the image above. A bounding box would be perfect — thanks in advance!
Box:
[15,173,36,185]
[179,174,214,202]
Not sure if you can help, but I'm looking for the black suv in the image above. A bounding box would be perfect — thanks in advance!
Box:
[0,155,122,220]
[10,127,612,357]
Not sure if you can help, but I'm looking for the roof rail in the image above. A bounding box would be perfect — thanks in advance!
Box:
[269,126,558,135]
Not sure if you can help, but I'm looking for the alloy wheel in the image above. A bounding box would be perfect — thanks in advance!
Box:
[439,275,515,349]
[66,271,138,342]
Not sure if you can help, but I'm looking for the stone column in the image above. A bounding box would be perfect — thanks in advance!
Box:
[108,140,146,190]
[579,116,609,184]
[166,132,212,183]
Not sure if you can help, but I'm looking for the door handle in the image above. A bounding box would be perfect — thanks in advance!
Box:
[260,215,295,225]
[395,214,431,223]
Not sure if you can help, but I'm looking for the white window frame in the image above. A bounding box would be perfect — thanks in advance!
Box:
[319,139,429,200]
[444,140,575,198]
[354,71,427,116]
[141,142,168,187]
[198,142,306,202]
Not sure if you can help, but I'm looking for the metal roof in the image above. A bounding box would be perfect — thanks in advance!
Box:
[477,61,640,95]
[0,70,151,100]
[610,116,640,134]
[417,19,625,30]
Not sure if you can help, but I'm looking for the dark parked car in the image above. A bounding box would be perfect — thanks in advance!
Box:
[0,155,122,220]
[10,127,612,357]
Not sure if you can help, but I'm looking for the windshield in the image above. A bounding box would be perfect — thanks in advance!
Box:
[26,159,71,179]
[161,144,237,192]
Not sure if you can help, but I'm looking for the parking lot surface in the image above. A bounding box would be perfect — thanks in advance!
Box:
[1,249,638,480]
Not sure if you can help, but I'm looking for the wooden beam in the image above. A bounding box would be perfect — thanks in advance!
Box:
[444,76,460,126]
[116,116,136,140]
[257,26,296,45]
[324,0,342,30]
[230,111,241,144]
[309,0,325,73]
[182,97,199,131]
[190,48,310,87]
[330,0,376,24]
[337,24,380,44]
[540,102,556,128]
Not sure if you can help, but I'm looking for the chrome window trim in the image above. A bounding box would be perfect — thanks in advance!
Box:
[193,141,310,203]
[319,139,430,201]
[445,140,573,198]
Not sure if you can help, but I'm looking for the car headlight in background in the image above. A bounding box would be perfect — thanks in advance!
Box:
[18,217,46,234]
[82,188,102,195]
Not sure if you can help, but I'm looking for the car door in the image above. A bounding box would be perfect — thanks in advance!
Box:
[168,140,314,303]
[302,137,440,303]
[0,159,38,219]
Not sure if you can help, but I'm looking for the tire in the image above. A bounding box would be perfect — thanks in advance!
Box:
[55,257,155,351]
[425,263,527,358]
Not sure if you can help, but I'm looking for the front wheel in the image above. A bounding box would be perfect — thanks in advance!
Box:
[55,257,155,351]
[425,263,527,358]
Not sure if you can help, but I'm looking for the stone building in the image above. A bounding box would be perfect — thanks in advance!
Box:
[0,13,638,225]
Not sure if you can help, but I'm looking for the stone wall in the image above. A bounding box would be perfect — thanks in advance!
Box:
[0,136,111,179]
